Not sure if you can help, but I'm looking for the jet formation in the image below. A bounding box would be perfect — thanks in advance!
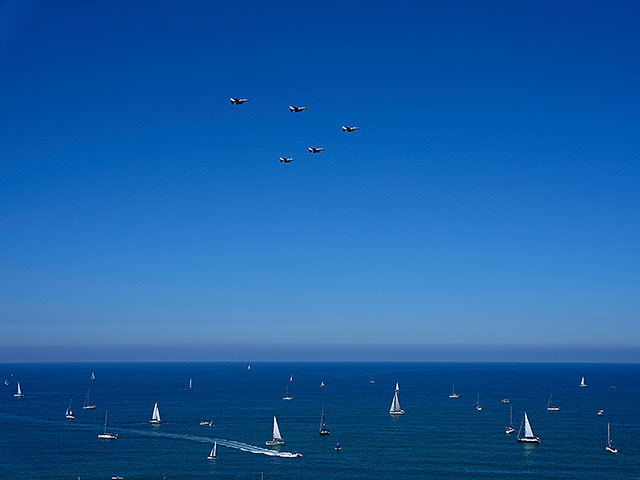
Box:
[230,98,358,163]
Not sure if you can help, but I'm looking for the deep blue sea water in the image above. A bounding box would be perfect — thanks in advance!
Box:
[1,363,639,480]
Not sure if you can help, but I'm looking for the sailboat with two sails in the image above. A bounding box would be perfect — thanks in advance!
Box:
[517,412,540,443]
[207,441,218,459]
[389,382,405,415]
[65,400,76,419]
[149,402,161,424]
[266,416,285,445]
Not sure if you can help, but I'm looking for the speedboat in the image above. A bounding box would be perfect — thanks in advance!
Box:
[200,419,214,427]
[597,409,605,416]
[501,398,510,403]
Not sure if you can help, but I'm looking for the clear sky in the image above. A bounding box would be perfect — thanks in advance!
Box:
[1,1,639,361]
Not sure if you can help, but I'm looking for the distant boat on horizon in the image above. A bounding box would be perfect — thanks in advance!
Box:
[189,378,193,388]
[605,422,618,454]
[97,410,118,439]
[505,404,515,434]
[319,405,330,435]
[83,389,96,409]
[266,416,285,446]
[14,382,23,397]
[369,379,375,384]
[389,382,405,415]
[320,380,325,388]
[546,393,560,411]
[580,376,587,387]
[65,400,75,419]
[476,391,482,411]
[517,412,540,443]
[207,441,217,460]
[289,375,293,383]
[90,372,95,380]
[449,383,459,398]
[149,402,161,424]
[247,365,251,371]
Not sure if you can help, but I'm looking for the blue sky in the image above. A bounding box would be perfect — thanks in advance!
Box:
[1,1,639,361]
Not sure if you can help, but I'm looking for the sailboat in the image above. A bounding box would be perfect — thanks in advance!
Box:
[517,412,540,443]
[247,365,251,371]
[579,376,587,387]
[14,382,23,397]
[90,372,95,380]
[149,402,161,424]
[605,422,618,454]
[97,410,118,439]
[320,381,325,388]
[282,385,294,401]
[335,441,342,451]
[389,382,405,415]
[65,400,76,419]
[266,416,285,445]
[449,383,459,398]
[199,418,214,427]
[319,405,330,435]
[189,378,193,388]
[505,404,515,434]
[207,441,217,460]
[4,379,8,386]
[369,379,375,384]
[289,375,293,383]
[476,391,482,411]
[83,389,96,409]
[546,393,560,411]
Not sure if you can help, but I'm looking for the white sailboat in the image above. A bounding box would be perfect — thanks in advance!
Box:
[199,418,214,427]
[189,378,193,388]
[505,404,515,434]
[546,393,560,411]
[97,410,118,439]
[83,389,96,409]
[605,422,618,454]
[207,441,217,460]
[266,416,285,445]
[90,372,95,380]
[14,382,23,397]
[389,382,405,415]
[289,375,293,383]
[517,412,540,443]
[149,402,161,424]
[65,400,76,419]
[320,380,325,388]
[319,405,330,435]
[449,383,459,398]
[476,391,482,411]
[579,376,587,387]
[282,385,294,401]
[247,365,251,371]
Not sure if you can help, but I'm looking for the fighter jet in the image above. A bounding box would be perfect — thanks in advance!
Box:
[230,98,249,105]
[289,106,308,112]
[308,147,325,153]
[279,157,295,163]
[341,126,359,132]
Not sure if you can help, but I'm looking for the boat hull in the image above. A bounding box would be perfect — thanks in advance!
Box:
[266,440,285,446]
[98,433,118,440]
[606,446,618,454]
[83,405,97,410]
[517,437,540,443]
[389,410,405,415]
[149,420,161,424]
[505,427,515,434]
[547,407,560,411]
[319,430,330,436]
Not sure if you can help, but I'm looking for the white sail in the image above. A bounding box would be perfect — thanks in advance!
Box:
[389,383,403,413]
[523,412,535,438]
[272,416,282,441]
[151,402,161,423]
[580,376,587,387]
[16,382,22,395]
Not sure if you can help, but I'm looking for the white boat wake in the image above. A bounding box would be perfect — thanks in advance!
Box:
[0,413,301,458]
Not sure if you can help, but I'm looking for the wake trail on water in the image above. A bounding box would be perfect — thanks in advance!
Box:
[0,412,301,458]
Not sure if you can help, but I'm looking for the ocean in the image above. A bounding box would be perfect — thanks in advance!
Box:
[1,362,638,479]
